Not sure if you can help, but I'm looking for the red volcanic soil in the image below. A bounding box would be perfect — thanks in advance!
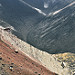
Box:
[0,39,57,75]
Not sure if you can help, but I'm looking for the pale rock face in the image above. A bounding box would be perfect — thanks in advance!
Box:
[0,29,75,75]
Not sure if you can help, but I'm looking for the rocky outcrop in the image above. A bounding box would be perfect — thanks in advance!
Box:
[0,28,75,75]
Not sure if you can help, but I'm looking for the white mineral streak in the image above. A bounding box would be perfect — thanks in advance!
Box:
[48,1,75,16]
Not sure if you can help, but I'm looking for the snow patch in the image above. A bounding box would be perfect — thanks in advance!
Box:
[19,0,46,16]
[44,0,50,8]
[48,1,75,16]
[44,2,49,8]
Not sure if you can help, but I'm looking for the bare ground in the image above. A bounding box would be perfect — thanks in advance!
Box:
[0,39,57,75]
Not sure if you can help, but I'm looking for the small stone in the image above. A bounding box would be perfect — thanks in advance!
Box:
[15,50,18,53]
[2,64,5,67]
[11,63,14,65]
[20,66,22,67]
[9,66,13,71]
[61,62,66,68]
[35,72,37,74]
[0,57,2,60]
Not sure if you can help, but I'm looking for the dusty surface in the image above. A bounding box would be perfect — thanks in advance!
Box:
[1,28,75,75]
[0,39,56,75]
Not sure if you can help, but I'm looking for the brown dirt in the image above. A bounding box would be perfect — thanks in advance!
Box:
[0,39,57,75]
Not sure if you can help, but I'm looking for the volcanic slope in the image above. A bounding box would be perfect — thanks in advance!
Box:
[0,37,56,75]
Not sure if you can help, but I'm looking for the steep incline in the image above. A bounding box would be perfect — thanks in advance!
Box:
[0,33,56,75]
[1,28,75,75]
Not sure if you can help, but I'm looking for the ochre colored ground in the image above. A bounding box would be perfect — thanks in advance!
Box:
[0,39,57,75]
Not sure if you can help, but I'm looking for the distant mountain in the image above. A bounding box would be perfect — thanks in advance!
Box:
[0,0,75,54]
[0,0,44,40]
[27,1,75,54]
[23,0,74,14]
